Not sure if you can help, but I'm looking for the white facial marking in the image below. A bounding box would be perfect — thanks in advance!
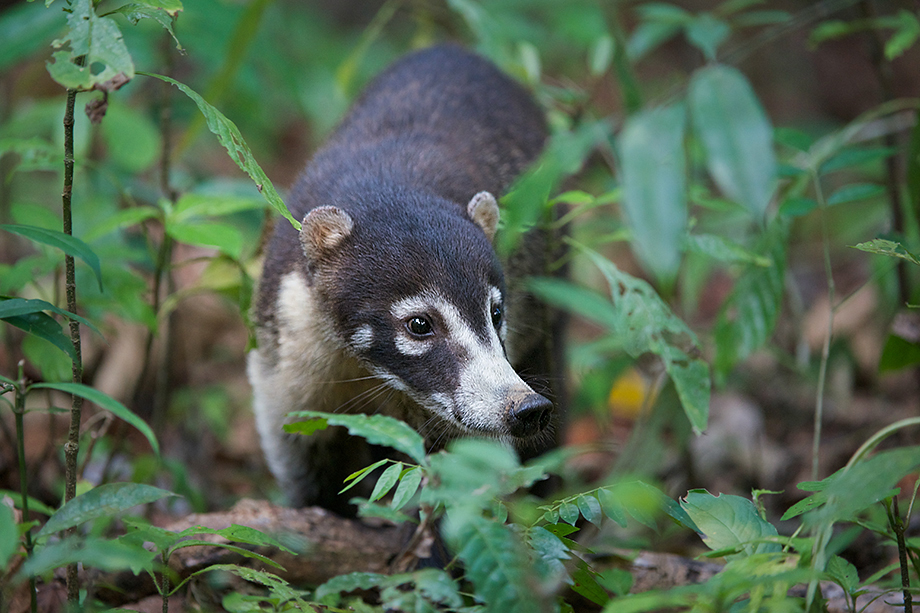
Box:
[489,286,506,341]
[386,288,535,435]
[350,325,374,351]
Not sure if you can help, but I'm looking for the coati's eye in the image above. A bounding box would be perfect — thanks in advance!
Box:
[406,316,433,337]
[490,304,503,328]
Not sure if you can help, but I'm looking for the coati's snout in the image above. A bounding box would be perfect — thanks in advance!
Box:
[507,391,553,438]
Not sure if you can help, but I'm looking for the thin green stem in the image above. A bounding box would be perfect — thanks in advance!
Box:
[811,170,835,481]
[13,364,37,613]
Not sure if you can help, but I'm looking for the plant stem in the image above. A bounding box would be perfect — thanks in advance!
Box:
[811,171,835,481]
[61,84,84,605]
[13,364,37,613]
[890,497,913,613]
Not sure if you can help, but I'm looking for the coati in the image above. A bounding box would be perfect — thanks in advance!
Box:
[248,45,559,515]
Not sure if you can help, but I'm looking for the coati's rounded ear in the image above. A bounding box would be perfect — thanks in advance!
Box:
[467,191,500,242]
[300,206,354,261]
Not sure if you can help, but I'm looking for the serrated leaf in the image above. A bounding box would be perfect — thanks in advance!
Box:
[443,512,538,613]
[288,410,427,464]
[391,466,422,510]
[46,0,134,90]
[369,462,402,502]
[1,224,102,290]
[31,382,160,456]
[689,64,776,220]
[37,483,174,537]
[680,490,780,559]
[618,104,687,285]
[142,73,299,230]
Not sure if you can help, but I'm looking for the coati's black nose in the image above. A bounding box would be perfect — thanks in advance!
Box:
[508,393,553,438]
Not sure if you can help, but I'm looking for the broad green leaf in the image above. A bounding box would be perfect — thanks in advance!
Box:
[390,466,422,510]
[443,512,539,613]
[879,334,920,372]
[685,13,729,60]
[528,526,570,584]
[1,224,103,290]
[826,183,884,206]
[0,503,16,569]
[83,206,160,242]
[316,572,386,602]
[172,192,266,221]
[0,297,101,337]
[820,146,897,174]
[886,10,920,60]
[689,64,776,220]
[31,382,160,456]
[369,462,402,502]
[779,196,817,218]
[37,483,175,537]
[142,73,299,230]
[827,555,859,594]
[2,310,75,360]
[713,219,788,378]
[680,490,780,559]
[100,102,161,172]
[618,104,687,285]
[559,500,580,525]
[166,220,243,259]
[0,489,57,516]
[102,0,184,51]
[665,354,710,435]
[19,535,156,577]
[287,411,427,465]
[685,234,771,266]
[576,494,603,526]
[46,0,134,90]
[852,239,920,266]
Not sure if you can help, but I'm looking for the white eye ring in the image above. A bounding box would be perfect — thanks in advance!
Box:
[406,316,433,337]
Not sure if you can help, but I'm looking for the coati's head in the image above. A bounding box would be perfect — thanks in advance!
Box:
[299,190,553,447]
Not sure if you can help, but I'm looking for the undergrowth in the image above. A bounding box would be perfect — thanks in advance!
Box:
[2,0,920,611]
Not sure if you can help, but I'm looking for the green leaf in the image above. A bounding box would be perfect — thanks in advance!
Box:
[879,334,920,372]
[172,192,266,221]
[20,535,156,577]
[852,239,920,266]
[713,219,788,378]
[443,512,539,613]
[686,234,771,266]
[2,309,75,360]
[885,10,920,60]
[390,466,422,510]
[0,297,101,337]
[572,560,610,606]
[685,13,729,60]
[1,224,103,291]
[36,483,175,537]
[0,489,56,516]
[166,219,243,259]
[779,196,817,218]
[369,462,402,502]
[0,1,65,73]
[168,539,283,570]
[83,206,160,242]
[528,526,570,584]
[589,34,615,76]
[689,64,777,220]
[287,411,427,465]
[141,72,300,230]
[559,500,580,525]
[618,104,687,285]
[680,490,780,559]
[0,503,16,569]
[99,102,162,173]
[315,571,386,603]
[31,382,160,456]
[826,183,884,206]
[820,146,897,174]
[826,555,859,594]
[576,494,603,526]
[102,0,184,51]
[181,564,302,603]
[46,0,134,90]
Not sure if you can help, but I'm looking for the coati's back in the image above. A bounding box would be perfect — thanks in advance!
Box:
[250,45,555,514]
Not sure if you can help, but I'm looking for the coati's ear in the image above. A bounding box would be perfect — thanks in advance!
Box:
[300,206,354,262]
[467,191,500,242]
